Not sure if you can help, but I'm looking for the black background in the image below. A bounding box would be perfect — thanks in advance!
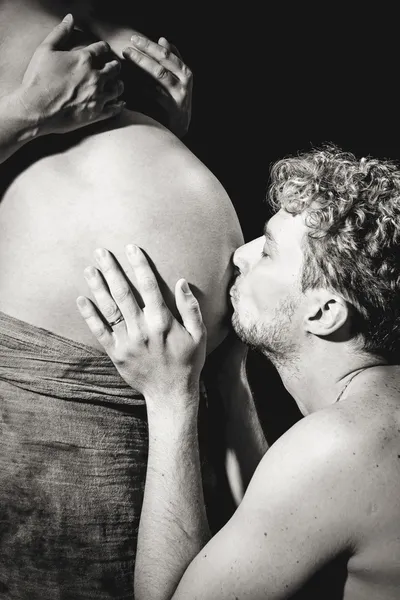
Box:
[107,5,399,442]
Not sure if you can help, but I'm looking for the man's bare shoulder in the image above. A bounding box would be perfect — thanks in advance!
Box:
[249,371,400,502]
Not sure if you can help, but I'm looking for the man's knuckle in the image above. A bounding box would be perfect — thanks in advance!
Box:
[93,324,107,340]
[112,350,126,366]
[141,277,157,293]
[102,303,118,318]
[151,313,169,332]
[113,286,130,303]
[132,330,148,346]
[188,299,200,312]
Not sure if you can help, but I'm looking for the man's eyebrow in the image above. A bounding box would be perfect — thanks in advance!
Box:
[263,224,277,249]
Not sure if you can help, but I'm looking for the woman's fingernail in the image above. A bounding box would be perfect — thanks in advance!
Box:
[76,296,87,308]
[181,279,191,294]
[126,244,138,255]
[84,266,97,279]
[131,35,141,44]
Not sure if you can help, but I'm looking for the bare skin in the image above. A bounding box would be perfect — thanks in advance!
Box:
[0,1,243,355]
[77,219,400,599]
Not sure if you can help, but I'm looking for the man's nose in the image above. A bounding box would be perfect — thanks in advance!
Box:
[233,237,262,273]
[233,245,247,274]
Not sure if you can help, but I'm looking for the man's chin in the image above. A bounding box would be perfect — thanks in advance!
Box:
[232,311,274,356]
[231,312,256,347]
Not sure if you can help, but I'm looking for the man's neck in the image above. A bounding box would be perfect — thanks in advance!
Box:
[273,342,387,416]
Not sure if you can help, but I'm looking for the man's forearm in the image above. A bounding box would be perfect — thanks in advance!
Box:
[0,89,40,165]
[134,390,211,600]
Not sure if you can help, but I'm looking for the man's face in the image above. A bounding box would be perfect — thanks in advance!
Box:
[231,209,307,361]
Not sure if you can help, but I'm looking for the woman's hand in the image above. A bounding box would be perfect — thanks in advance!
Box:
[18,14,125,136]
[76,245,207,406]
[122,34,193,138]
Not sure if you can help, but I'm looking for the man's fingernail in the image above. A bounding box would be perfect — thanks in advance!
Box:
[131,35,141,44]
[126,244,138,255]
[181,280,191,294]
[84,266,97,279]
[94,248,107,260]
[76,296,87,308]
[62,13,73,23]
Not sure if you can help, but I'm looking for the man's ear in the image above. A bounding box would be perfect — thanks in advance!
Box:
[303,289,350,338]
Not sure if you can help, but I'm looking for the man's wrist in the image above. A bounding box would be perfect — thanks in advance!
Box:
[145,384,200,423]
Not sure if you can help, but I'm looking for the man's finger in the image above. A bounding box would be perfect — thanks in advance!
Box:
[83,266,125,329]
[42,14,74,49]
[125,245,169,316]
[76,295,114,349]
[93,248,142,326]
[175,279,205,342]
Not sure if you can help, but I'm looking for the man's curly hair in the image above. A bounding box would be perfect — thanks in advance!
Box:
[268,144,400,360]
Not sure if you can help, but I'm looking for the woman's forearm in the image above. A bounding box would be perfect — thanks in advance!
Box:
[0,88,41,165]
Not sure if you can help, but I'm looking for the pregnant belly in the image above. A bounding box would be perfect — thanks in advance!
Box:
[0,147,242,353]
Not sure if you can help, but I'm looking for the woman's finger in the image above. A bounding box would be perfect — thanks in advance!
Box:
[123,32,190,82]
[93,248,142,326]
[83,266,125,329]
[87,40,111,60]
[102,78,124,102]
[159,37,183,61]
[99,59,121,80]
[175,279,205,343]
[76,295,114,349]
[122,46,178,89]
[125,245,169,318]
[158,37,170,50]
[130,34,184,72]
[97,100,125,121]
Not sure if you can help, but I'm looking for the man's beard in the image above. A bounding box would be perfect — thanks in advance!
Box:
[231,295,299,366]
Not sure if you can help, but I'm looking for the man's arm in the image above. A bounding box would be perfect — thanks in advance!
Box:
[77,247,359,600]
[135,393,211,600]
[141,408,358,600]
